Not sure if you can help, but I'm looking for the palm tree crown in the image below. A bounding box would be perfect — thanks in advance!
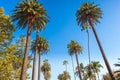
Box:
[67,40,83,55]
[41,59,51,80]
[76,2,102,30]
[31,36,49,53]
[11,0,48,31]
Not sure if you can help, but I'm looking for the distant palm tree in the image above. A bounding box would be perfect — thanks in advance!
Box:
[91,61,103,80]
[76,2,115,80]
[67,40,83,80]
[58,71,71,80]
[75,63,85,78]
[11,0,48,80]
[63,60,68,72]
[41,59,51,80]
[84,64,96,80]
[37,36,49,80]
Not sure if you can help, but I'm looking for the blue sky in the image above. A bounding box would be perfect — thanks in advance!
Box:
[0,0,120,80]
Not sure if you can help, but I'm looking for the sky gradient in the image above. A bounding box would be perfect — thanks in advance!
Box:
[0,0,120,80]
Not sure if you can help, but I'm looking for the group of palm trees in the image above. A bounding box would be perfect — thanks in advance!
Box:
[11,0,50,80]
[58,2,116,80]
[75,2,115,80]
[11,0,116,80]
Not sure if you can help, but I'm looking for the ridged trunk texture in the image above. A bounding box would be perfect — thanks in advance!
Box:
[89,20,115,80]
[38,51,42,80]
[75,52,82,80]
[32,31,38,80]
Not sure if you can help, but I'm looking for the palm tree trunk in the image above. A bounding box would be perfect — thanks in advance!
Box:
[44,71,47,80]
[97,72,100,80]
[71,56,76,80]
[75,52,82,80]
[66,65,67,72]
[87,30,91,64]
[89,20,115,80]
[38,51,42,80]
[20,22,32,80]
[32,31,38,80]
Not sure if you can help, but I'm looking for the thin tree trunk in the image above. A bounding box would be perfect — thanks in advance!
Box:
[71,56,76,80]
[89,20,115,80]
[66,65,67,72]
[87,30,91,64]
[38,51,42,80]
[32,31,38,80]
[87,30,93,80]
[20,22,32,80]
[44,71,47,80]
[97,72,100,80]
[75,52,82,80]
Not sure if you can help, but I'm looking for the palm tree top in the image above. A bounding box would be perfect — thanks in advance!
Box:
[76,2,102,30]
[41,59,51,72]
[63,60,68,65]
[67,40,83,55]
[91,61,103,72]
[31,36,49,54]
[11,0,49,31]
[41,59,51,79]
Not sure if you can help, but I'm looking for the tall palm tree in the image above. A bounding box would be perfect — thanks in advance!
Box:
[58,71,71,80]
[76,2,115,80]
[91,61,103,80]
[37,36,49,80]
[11,0,48,80]
[63,60,68,72]
[67,40,83,80]
[41,59,51,80]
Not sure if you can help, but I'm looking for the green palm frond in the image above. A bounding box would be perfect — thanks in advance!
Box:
[31,36,49,54]
[11,0,49,31]
[67,40,83,56]
[41,59,51,80]
[76,2,102,31]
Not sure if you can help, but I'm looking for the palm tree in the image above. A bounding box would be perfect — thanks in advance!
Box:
[41,59,51,80]
[37,36,49,80]
[58,71,71,80]
[75,63,85,78]
[91,61,103,80]
[67,40,83,80]
[11,0,48,80]
[84,64,96,80]
[76,2,115,80]
[63,60,68,72]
